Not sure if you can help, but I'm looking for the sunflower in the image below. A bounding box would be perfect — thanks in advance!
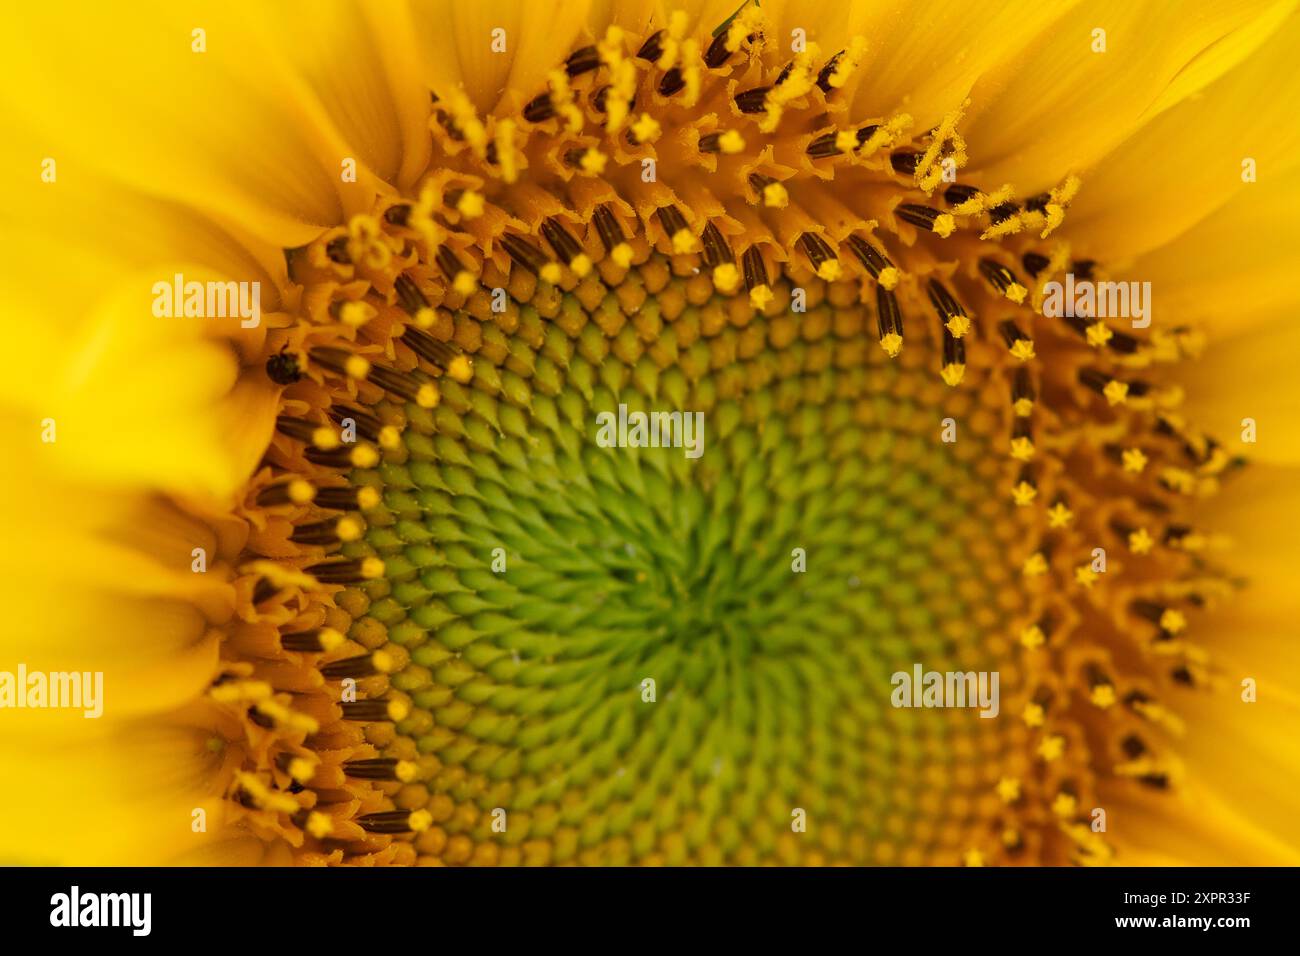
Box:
[2,0,1298,867]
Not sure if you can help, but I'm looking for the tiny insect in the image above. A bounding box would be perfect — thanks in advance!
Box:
[266,348,301,385]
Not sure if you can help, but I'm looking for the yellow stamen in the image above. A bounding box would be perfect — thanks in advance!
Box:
[442,88,488,157]
[1103,380,1129,405]
[305,811,334,839]
[416,383,440,409]
[1037,735,1065,762]
[1085,322,1113,348]
[827,36,868,89]
[1128,528,1155,554]
[1046,502,1073,528]
[630,113,661,144]
[338,301,374,328]
[570,254,593,278]
[246,559,319,591]
[762,182,788,208]
[1052,793,1077,817]
[1010,437,1035,462]
[1010,339,1036,362]
[1011,481,1037,506]
[1019,625,1045,650]
[350,444,379,468]
[1022,552,1048,576]
[546,69,583,134]
[493,119,520,183]
[236,773,300,815]
[858,113,912,155]
[681,39,702,106]
[1090,685,1117,709]
[914,104,967,193]
[600,28,637,133]
[254,701,320,735]
[288,479,315,504]
[1122,448,1148,473]
[448,355,474,384]
[311,426,340,451]
[209,680,272,704]
[456,190,485,219]
[717,129,745,154]
[1160,609,1187,634]
[387,698,411,721]
[940,363,965,387]
[816,260,842,282]
[712,263,740,294]
[316,628,345,652]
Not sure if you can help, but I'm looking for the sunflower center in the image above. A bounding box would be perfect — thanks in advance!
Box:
[259,246,1036,864]
[218,10,1229,867]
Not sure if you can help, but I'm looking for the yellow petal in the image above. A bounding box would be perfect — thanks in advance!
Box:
[842,0,1070,134]
[0,2,354,247]
[2,269,268,498]
[0,719,226,865]
[253,1,432,193]
[1111,777,1300,865]
[964,0,1289,195]
[1177,315,1300,466]
[1119,172,1300,340]
[1063,6,1300,259]
[407,0,603,115]
[1194,462,1300,605]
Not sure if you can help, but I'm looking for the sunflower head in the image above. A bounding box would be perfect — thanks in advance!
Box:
[3,0,1299,868]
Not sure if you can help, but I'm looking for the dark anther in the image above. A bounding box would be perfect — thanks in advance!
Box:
[890,151,921,175]
[565,45,599,76]
[383,204,412,226]
[943,184,980,207]
[636,30,665,62]
[266,349,301,385]
[816,51,844,92]
[734,86,771,113]
[659,68,685,96]
[523,92,555,123]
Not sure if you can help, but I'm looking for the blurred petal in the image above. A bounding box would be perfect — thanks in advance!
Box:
[1176,316,1300,466]
[0,2,358,246]
[1118,173,1300,340]
[1064,6,1300,259]
[964,0,1290,195]
[844,0,1074,134]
